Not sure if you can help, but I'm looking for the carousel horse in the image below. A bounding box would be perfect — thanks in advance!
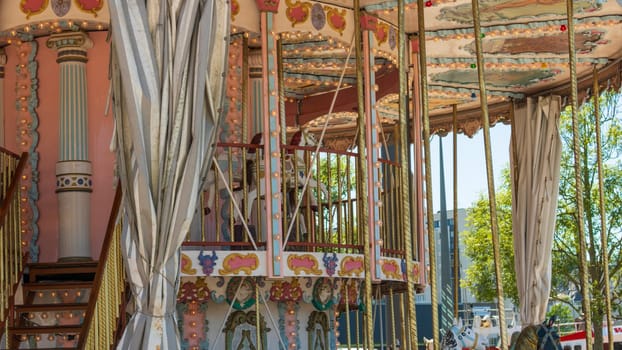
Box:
[441,319,489,350]
[284,130,328,200]
[424,337,434,350]
[198,150,246,242]
[511,317,562,350]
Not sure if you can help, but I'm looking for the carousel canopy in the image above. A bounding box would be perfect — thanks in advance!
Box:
[1,0,622,134]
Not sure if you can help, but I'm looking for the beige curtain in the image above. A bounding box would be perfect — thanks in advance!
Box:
[109,1,230,348]
[511,95,562,327]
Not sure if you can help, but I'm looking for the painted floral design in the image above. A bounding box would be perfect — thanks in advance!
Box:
[325,6,346,35]
[269,278,303,302]
[338,279,360,306]
[75,0,104,17]
[231,0,240,20]
[286,0,312,27]
[178,279,210,303]
[20,0,49,18]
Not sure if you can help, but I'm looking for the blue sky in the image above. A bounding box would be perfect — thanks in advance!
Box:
[429,124,512,212]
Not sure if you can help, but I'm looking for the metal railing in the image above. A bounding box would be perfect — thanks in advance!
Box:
[0,149,28,345]
[78,185,127,350]
[184,142,405,257]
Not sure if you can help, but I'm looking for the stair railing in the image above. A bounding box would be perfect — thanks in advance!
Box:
[78,184,127,349]
[0,149,28,345]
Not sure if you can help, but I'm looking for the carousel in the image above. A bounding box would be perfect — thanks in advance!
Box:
[1,0,621,349]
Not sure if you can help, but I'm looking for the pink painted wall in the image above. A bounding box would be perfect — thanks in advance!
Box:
[2,31,115,262]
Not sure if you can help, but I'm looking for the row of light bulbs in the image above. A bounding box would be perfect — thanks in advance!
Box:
[231,26,398,62]
[27,311,84,320]
[20,334,77,342]
[428,62,560,70]
[1,20,106,45]
[377,0,455,14]
[429,19,620,41]
[35,290,85,298]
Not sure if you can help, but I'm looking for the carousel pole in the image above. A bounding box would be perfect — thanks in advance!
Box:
[593,66,613,346]
[353,0,374,348]
[256,280,262,350]
[346,280,353,349]
[258,2,284,278]
[409,34,427,348]
[565,2,593,349]
[469,1,508,349]
[452,104,459,320]
[389,288,398,349]
[361,13,382,285]
[398,0,419,348]
[416,1,440,348]
[400,293,409,349]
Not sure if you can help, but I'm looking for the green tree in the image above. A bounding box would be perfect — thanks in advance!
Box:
[547,302,574,323]
[461,168,518,305]
[553,90,622,349]
[314,152,358,249]
[547,302,575,334]
[461,91,622,349]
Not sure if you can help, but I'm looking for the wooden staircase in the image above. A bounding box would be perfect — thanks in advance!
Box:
[2,160,126,349]
[7,261,98,349]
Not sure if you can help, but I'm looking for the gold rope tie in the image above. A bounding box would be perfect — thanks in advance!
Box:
[128,253,179,318]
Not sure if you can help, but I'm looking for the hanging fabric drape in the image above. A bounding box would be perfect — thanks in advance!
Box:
[510,95,562,327]
[109,1,230,348]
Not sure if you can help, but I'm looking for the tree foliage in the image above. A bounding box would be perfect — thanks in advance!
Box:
[461,90,622,348]
[553,90,622,348]
[461,168,518,305]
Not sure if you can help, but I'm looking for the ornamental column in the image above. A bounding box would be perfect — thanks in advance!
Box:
[256,0,283,278]
[47,32,93,261]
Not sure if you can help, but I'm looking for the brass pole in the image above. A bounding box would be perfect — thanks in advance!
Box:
[452,104,459,320]
[592,66,614,345]
[346,280,352,349]
[400,293,409,349]
[356,305,361,347]
[398,0,419,347]
[353,0,374,348]
[416,1,440,348]
[390,288,397,349]
[470,1,508,348]
[256,279,261,350]
[566,2,593,349]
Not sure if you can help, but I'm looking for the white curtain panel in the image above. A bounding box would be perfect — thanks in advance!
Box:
[109,1,230,348]
[510,95,562,327]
